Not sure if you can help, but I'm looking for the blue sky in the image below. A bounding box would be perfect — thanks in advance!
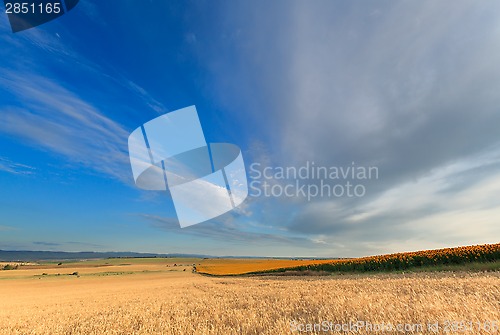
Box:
[1,1,500,257]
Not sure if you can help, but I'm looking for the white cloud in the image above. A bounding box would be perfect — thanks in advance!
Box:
[0,15,168,184]
[201,1,500,255]
[0,71,132,183]
[347,145,500,223]
[0,157,35,175]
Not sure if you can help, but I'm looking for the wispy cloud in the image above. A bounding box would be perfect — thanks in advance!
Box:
[142,213,323,249]
[33,241,61,246]
[29,241,104,250]
[65,241,104,248]
[0,157,36,175]
[0,71,133,183]
[0,12,168,184]
[119,77,169,115]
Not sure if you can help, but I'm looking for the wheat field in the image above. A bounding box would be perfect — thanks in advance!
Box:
[0,259,499,335]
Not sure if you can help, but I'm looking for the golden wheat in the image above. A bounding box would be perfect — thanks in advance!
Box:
[0,262,498,334]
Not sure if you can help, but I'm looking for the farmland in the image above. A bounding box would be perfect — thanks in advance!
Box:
[195,243,500,275]
[0,256,499,334]
[195,258,335,276]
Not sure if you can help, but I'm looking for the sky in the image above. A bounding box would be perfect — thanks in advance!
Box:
[1,0,500,257]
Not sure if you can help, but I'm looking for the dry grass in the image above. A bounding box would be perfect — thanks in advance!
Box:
[0,258,197,279]
[0,260,499,334]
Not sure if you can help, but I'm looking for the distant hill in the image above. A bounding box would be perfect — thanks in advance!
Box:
[0,250,210,262]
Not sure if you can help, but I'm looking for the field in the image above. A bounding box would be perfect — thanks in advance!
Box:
[195,258,336,276]
[0,258,499,334]
[195,243,500,275]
